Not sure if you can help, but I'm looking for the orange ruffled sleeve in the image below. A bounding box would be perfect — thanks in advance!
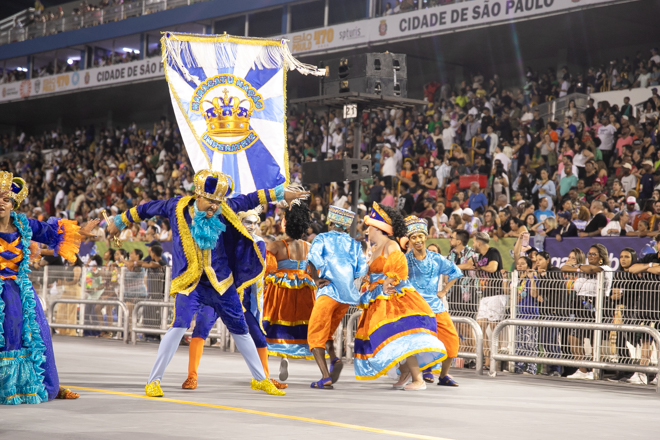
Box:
[55,219,82,264]
[265,251,278,274]
[383,249,408,284]
[28,241,41,264]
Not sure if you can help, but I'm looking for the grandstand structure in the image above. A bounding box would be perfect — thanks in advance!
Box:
[0,0,657,133]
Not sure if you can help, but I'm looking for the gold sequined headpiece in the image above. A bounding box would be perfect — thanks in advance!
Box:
[0,171,28,208]
[193,169,234,203]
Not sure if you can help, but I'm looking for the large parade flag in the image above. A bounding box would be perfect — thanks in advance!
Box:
[161,32,324,194]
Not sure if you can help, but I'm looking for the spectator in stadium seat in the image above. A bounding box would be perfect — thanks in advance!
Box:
[639,160,656,200]
[601,211,633,236]
[532,169,556,210]
[534,194,555,224]
[597,117,617,166]
[470,232,504,371]
[559,160,578,198]
[509,255,538,375]
[625,235,660,385]
[534,251,563,376]
[579,201,608,237]
[555,211,578,240]
[462,208,481,237]
[467,182,487,213]
[620,163,637,195]
[380,147,397,190]
[648,200,660,232]
[561,244,614,380]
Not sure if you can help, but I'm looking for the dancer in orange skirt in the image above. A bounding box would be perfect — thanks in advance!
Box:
[262,201,316,381]
[356,203,447,391]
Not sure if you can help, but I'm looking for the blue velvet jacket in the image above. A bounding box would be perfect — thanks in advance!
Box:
[117,189,278,296]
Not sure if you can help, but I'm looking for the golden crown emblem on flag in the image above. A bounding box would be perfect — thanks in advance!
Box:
[202,88,254,137]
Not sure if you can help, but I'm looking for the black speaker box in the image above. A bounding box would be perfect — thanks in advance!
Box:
[322,77,407,98]
[321,53,407,82]
[301,159,372,184]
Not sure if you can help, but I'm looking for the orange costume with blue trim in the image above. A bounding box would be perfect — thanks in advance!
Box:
[262,240,317,359]
[354,203,447,380]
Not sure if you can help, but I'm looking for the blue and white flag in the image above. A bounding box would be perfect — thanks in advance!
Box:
[162,32,323,194]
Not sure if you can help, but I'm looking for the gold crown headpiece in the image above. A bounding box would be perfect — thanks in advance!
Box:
[0,171,28,208]
[193,169,234,202]
[203,88,254,137]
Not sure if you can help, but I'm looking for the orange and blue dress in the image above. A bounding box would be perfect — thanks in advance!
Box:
[0,212,81,404]
[354,249,447,380]
[262,240,316,359]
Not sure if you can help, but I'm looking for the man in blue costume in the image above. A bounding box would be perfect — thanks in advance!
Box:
[182,207,287,390]
[107,169,307,397]
[306,205,368,389]
[405,216,463,387]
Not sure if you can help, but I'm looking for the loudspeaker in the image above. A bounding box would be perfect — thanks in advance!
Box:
[322,53,407,81]
[301,159,372,184]
[323,77,407,97]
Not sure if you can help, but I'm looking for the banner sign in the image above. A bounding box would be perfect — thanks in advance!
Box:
[544,237,657,271]
[0,57,164,104]
[287,0,623,55]
[161,32,296,193]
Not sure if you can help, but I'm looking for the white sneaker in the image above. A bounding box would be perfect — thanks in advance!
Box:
[567,370,586,379]
[628,372,647,385]
[583,371,594,380]
[650,376,657,385]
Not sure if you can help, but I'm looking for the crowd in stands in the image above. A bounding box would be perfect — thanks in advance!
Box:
[4,70,660,383]
[3,61,660,250]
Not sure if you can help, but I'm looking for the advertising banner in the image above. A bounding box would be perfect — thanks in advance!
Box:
[369,0,615,42]
[0,57,164,104]
[286,0,622,56]
[544,236,657,271]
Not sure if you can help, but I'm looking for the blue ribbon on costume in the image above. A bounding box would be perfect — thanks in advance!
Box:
[190,203,225,250]
[274,184,285,201]
[113,215,127,231]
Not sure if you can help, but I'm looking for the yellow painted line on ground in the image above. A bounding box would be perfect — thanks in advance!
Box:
[64,385,453,440]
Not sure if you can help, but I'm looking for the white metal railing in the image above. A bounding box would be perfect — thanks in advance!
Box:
[31,260,660,391]
[0,0,205,47]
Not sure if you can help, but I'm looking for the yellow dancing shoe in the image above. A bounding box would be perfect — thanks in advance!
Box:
[145,380,164,397]
[251,378,286,396]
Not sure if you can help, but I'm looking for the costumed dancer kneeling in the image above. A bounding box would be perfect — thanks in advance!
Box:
[405,216,463,386]
[356,203,447,391]
[262,201,316,382]
[106,170,308,397]
[306,205,368,389]
[182,207,286,390]
[0,171,100,404]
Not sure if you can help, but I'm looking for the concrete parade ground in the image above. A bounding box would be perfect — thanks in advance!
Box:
[1,336,657,440]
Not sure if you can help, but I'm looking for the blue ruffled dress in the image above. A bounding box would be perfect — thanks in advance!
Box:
[0,213,80,404]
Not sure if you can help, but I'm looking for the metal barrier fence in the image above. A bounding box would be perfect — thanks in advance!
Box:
[48,299,129,343]
[130,300,231,349]
[489,320,660,392]
[451,268,660,387]
[31,261,660,388]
